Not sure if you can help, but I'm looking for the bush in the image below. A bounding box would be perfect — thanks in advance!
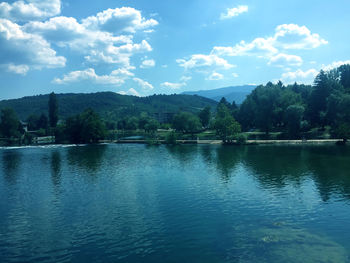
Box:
[165,131,177,145]
[236,134,247,145]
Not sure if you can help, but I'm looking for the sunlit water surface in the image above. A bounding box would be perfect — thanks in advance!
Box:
[1,144,350,262]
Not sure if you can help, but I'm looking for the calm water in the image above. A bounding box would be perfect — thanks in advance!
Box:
[1,144,350,263]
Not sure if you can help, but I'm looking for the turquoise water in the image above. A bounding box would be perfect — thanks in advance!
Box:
[0,144,350,262]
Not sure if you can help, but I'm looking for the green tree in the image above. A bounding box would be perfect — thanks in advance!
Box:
[38,114,48,130]
[339,64,350,91]
[285,105,305,138]
[198,106,211,128]
[65,109,107,143]
[214,104,241,143]
[144,119,159,133]
[172,112,201,134]
[125,117,139,130]
[0,108,21,138]
[49,92,58,128]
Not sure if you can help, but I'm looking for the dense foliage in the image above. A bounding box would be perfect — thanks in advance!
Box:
[0,92,217,122]
[1,64,350,144]
[237,64,350,140]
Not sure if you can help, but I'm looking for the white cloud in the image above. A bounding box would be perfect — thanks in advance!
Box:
[232,73,239,78]
[133,77,154,90]
[0,0,61,21]
[177,54,234,70]
[117,88,140,97]
[52,68,127,85]
[268,53,303,67]
[211,24,327,61]
[160,82,186,90]
[322,60,350,71]
[180,76,192,82]
[0,18,66,73]
[212,38,278,58]
[206,71,224,81]
[274,24,328,50]
[6,64,30,75]
[82,7,158,34]
[160,75,191,90]
[220,5,248,20]
[281,69,318,84]
[140,59,155,68]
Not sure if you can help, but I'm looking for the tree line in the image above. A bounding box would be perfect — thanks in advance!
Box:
[1,64,349,145]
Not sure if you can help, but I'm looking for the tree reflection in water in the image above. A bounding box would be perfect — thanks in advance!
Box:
[67,145,107,174]
[1,150,22,184]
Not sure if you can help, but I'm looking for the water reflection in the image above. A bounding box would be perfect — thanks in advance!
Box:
[165,145,198,164]
[303,147,350,201]
[218,145,350,202]
[50,150,62,187]
[214,146,243,182]
[67,145,107,174]
[1,151,22,184]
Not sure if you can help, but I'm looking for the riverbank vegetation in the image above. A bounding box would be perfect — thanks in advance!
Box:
[1,64,350,145]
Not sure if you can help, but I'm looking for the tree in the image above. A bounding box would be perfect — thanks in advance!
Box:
[335,122,350,143]
[172,112,201,134]
[125,117,139,130]
[48,92,58,128]
[144,119,159,133]
[65,109,107,143]
[339,64,350,91]
[198,106,211,128]
[38,114,48,130]
[285,105,305,138]
[0,108,21,138]
[214,104,241,143]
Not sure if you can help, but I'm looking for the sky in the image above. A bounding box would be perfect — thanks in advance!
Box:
[0,0,350,99]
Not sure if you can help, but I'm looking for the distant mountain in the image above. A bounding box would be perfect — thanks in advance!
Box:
[182,85,256,104]
[0,92,217,121]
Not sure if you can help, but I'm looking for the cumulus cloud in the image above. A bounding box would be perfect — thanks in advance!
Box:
[220,5,248,20]
[322,60,350,71]
[160,75,191,90]
[176,54,234,70]
[0,0,61,21]
[81,7,158,34]
[24,14,153,68]
[268,53,303,67]
[52,68,129,85]
[133,77,154,90]
[160,82,186,90]
[274,24,328,50]
[140,59,155,68]
[6,63,30,75]
[0,18,66,74]
[232,73,239,78]
[211,24,327,64]
[117,88,140,96]
[1,5,157,76]
[206,72,224,81]
[281,69,318,84]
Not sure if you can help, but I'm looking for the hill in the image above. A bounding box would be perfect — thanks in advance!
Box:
[182,85,256,104]
[0,92,217,121]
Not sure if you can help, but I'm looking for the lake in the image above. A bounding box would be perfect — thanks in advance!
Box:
[0,144,350,262]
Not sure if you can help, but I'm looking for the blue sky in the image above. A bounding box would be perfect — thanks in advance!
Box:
[0,0,349,99]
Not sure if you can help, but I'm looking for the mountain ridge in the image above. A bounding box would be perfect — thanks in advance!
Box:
[0,91,217,121]
[182,85,256,104]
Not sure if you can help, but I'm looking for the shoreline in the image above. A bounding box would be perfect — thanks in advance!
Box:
[0,139,345,149]
[102,139,343,145]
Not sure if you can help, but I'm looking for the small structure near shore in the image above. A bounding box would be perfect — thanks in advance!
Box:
[32,136,55,144]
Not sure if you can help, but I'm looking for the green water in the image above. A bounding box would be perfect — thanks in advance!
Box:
[0,144,350,262]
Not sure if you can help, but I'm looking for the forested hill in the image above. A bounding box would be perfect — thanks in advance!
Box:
[0,92,217,121]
